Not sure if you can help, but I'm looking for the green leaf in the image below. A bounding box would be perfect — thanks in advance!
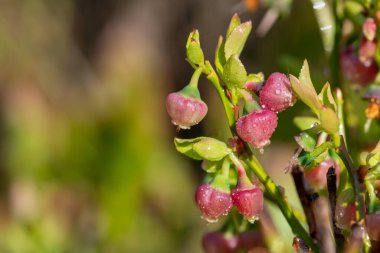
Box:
[319,106,340,134]
[186,29,199,49]
[223,55,247,89]
[187,41,204,66]
[366,141,380,168]
[299,151,328,171]
[299,60,314,89]
[215,36,226,75]
[226,14,241,37]
[318,82,337,111]
[224,21,252,59]
[293,116,320,130]
[174,137,205,160]
[295,132,316,152]
[193,137,231,161]
[290,74,322,115]
[246,73,264,83]
[186,29,204,66]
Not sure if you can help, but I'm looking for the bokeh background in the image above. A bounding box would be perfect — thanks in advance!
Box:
[0,0,363,252]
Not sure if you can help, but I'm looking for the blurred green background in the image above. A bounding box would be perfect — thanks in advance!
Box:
[0,0,352,252]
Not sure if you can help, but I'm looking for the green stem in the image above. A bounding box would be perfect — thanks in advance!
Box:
[204,61,235,130]
[338,136,365,222]
[365,180,376,213]
[188,67,204,88]
[244,157,319,252]
[336,88,346,143]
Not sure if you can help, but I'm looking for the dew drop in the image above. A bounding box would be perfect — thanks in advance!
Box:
[261,104,266,109]
[247,216,259,224]
[259,148,264,154]
[202,216,219,223]
[275,89,281,95]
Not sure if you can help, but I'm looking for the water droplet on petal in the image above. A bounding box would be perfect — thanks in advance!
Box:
[202,216,218,223]
[247,216,259,224]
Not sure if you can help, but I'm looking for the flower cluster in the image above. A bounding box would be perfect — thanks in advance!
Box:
[166,9,380,252]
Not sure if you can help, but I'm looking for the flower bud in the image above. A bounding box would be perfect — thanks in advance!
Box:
[231,186,263,223]
[304,159,340,189]
[340,47,378,86]
[202,232,238,253]
[236,109,278,149]
[335,203,356,231]
[259,72,295,112]
[366,212,380,241]
[166,91,208,129]
[363,18,377,42]
[195,184,232,223]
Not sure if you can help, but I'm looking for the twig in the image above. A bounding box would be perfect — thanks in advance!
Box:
[343,224,364,253]
[245,158,319,252]
[338,136,365,222]
[327,166,344,243]
[311,195,336,253]
[291,165,317,240]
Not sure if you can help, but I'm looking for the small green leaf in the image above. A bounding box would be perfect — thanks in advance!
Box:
[186,29,204,66]
[366,141,380,168]
[290,74,322,115]
[319,106,340,134]
[193,137,231,161]
[295,132,316,152]
[174,137,205,160]
[225,21,252,59]
[226,14,241,37]
[187,41,204,66]
[223,55,247,89]
[299,151,328,171]
[215,36,226,75]
[299,60,315,89]
[186,29,200,49]
[293,116,320,130]
[246,73,264,83]
[318,82,337,111]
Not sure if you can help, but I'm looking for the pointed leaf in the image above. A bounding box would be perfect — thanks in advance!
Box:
[295,132,316,152]
[299,60,315,89]
[215,36,226,75]
[174,137,205,160]
[224,21,252,59]
[223,55,247,89]
[186,29,200,49]
[319,106,339,134]
[290,74,322,115]
[318,82,337,111]
[226,14,241,37]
